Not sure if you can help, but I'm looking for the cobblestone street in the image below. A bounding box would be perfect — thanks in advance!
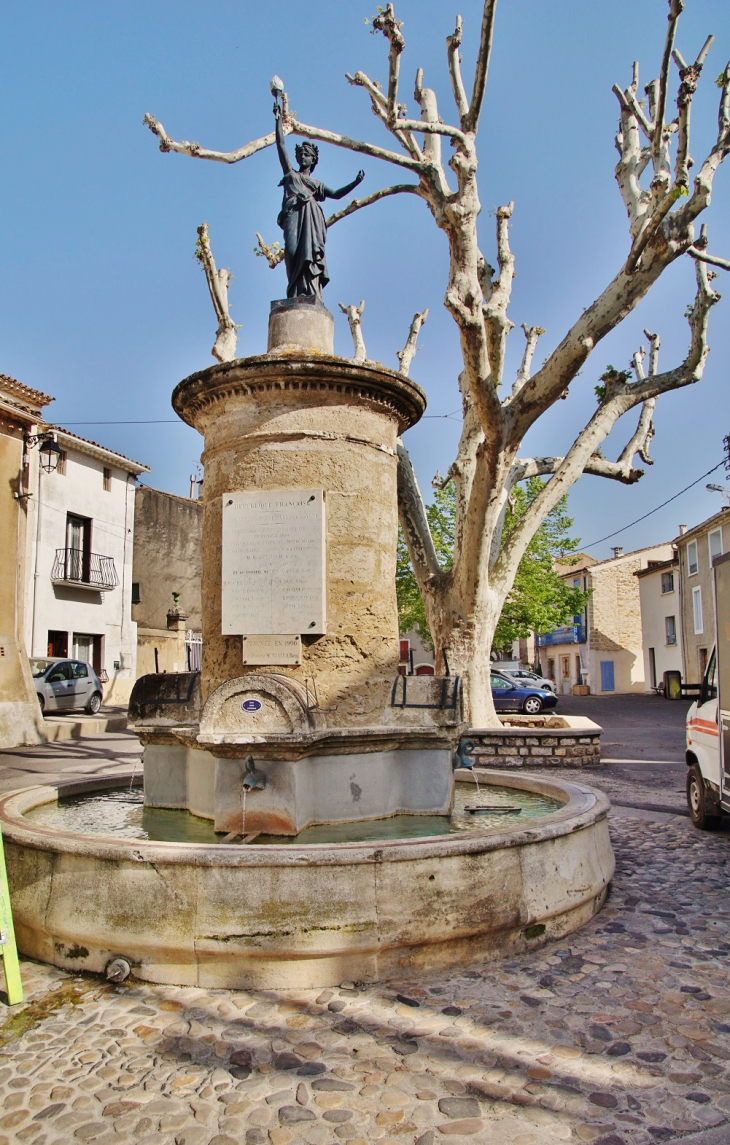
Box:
[1,699,729,1144]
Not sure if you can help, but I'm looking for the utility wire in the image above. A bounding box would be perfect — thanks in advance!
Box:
[582,460,725,549]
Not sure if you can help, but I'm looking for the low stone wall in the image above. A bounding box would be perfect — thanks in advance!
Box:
[466,715,602,768]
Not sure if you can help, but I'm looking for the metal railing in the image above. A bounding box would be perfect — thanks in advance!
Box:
[535,623,587,648]
[51,548,119,591]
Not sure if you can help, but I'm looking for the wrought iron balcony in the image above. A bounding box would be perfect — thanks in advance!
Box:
[51,548,119,591]
[535,623,587,648]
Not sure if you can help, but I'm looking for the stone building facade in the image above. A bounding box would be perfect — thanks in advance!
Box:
[132,486,203,677]
[673,509,729,683]
[538,543,673,694]
[0,375,53,747]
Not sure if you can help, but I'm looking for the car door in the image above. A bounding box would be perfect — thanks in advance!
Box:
[491,673,519,711]
[70,661,92,709]
[687,649,720,789]
[45,662,74,709]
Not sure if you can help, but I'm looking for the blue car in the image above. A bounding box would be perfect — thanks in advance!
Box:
[491,671,558,715]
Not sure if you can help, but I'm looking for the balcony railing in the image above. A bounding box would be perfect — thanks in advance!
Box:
[535,623,587,648]
[51,548,119,591]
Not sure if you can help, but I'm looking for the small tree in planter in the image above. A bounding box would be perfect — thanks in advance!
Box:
[145,1,729,725]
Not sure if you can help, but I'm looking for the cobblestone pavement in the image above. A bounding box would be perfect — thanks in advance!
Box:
[1,806,729,1145]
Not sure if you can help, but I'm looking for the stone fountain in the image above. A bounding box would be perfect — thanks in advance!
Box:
[0,92,613,988]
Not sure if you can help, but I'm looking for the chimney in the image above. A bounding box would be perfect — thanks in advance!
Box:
[678,524,687,535]
[611,546,624,559]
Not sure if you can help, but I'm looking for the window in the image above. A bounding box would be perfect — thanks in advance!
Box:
[701,647,717,703]
[103,467,112,492]
[665,616,677,645]
[692,586,703,634]
[575,654,582,685]
[47,662,71,683]
[71,661,88,678]
[687,540,698,576]
[56,450,67,476]
[131,583,140,605]
[661,571,674,594]
[547,658,555,681]
[709,528,723,565]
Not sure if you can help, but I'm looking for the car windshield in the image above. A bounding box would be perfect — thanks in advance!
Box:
[30,659,54,678]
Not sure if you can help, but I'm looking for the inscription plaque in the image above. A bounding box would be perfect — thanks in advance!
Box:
[242,634,302,665]
[222,489,326,635]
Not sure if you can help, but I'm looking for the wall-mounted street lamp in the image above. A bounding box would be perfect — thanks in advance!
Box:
[706,482,730,509]
[24,432,63,474]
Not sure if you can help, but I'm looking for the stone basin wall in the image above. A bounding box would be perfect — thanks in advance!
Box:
[466,715,602,768]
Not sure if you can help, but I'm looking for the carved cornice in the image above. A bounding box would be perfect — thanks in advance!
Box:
[172,355,427,434]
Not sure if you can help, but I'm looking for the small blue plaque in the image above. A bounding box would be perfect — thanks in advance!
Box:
[241,699,262,712]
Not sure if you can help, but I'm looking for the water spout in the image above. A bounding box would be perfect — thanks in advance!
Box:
[242,755,266,791]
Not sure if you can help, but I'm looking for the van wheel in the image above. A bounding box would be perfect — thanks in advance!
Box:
[85,692,102,715]
[687,765,720,830]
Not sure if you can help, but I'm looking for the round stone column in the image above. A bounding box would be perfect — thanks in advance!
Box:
[172,352,425,727]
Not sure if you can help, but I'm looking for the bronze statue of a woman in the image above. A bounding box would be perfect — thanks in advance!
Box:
[274,102,364,301]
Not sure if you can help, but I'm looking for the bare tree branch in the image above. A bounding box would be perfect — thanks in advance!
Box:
[464,0,498,133]
[144,113,275,164]
[651,0,684,181]
[673,35,714,193]
[414,69,442,166]
[372,4,405,128]
[446,16,470,125]
[509,324,545,398]
[396,439,442,588]
[293,119,423,171]
[498,261,720,588]
[324,183,423,227]
[345,70,421,160]
[483,202,515,386]
[195,224,238,363]
[397,309,429,376]
[338,301,367,362]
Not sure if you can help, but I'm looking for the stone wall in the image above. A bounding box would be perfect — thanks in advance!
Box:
[132,487,203,632]
[466,715,602,768]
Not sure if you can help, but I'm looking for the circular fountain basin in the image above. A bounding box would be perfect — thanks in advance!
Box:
[0,770,614,989]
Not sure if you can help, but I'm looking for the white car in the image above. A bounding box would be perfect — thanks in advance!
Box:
[500,668,557,694]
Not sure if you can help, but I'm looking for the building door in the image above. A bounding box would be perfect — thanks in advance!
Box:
[561,655,571,695]
[547,658,555,682]
[648,648,656,690]
[600,660,615,692]
[47,630,68,658]
[73,633,93,664]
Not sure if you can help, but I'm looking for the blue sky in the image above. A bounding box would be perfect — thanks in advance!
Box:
[1,0,728,559]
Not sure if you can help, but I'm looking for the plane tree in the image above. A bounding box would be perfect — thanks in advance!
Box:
[144,0,730,725]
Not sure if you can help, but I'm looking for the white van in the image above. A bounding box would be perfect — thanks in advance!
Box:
[686,550,730,828]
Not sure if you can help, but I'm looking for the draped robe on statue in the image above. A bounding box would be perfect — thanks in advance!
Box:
[277,172,329,300]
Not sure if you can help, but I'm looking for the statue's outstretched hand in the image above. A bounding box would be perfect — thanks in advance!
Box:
[355,170,365,185]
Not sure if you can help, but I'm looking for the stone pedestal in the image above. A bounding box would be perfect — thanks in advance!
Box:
[267,298,334,355]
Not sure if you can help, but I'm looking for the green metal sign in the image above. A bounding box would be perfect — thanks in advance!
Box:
[0,825,23,1004]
